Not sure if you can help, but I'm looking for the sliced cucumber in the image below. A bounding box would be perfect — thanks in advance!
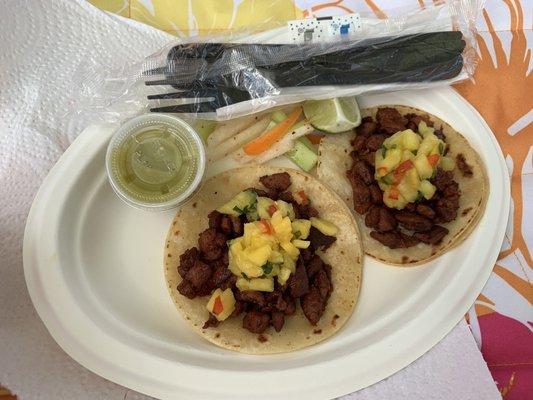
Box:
[298,136,316,151]
[264,111,288,132]
[286,138,318,172]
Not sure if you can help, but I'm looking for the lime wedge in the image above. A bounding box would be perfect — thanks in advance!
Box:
[303,97,361,133]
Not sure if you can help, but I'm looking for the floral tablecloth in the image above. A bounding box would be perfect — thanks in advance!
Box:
[2,0,530,399]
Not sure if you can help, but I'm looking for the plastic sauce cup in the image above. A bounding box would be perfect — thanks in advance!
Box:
[106,114,206,211]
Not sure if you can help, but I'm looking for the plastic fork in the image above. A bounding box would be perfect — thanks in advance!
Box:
[147,86,252,113]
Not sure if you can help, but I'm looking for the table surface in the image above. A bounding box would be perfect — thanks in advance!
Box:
[2,1,531,399]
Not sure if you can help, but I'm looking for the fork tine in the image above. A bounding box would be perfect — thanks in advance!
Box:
[145,78,179,86]
[145,78,216,89]
[150,102,218,113]
[142,66,168,77]
[147,89,217,100]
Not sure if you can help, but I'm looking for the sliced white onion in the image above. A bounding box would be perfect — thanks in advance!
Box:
[231,124,314,165]
[206,117,270,163]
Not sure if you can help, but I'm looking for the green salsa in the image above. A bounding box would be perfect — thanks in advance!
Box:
[108,121,203,207]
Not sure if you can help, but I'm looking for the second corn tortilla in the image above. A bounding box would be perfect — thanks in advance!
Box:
[317,105,489,266]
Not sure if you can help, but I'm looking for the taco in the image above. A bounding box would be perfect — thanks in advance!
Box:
[317,105,489,266]
[164,165,362,354]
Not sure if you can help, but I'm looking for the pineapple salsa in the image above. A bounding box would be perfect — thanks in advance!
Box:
[375,122,455,209]
[205,189,338,321]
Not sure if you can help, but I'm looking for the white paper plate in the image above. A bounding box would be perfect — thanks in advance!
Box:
[24,88,509,400]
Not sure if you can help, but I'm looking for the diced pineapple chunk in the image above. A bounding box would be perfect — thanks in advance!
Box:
[270,210,283,227]
[249,233,276,249]
[418,134,439,156]
[310,217,339,236]
[419,180,437,200]
[229,238,243,253]
[405,168,420,186]
[257,196,276,220]
[276,200,295,220]
[245,244,271,267]
[287,206,296,221]
[383,132,402,148]
[383,129,421,151]
[268,250,284,264]
[291,219,311,239]
[398,172,419,202]
[271,214,293,243]
[292,239,310,249]
[266,263,280,278]
[429,142,443,156]
[228,255,243,277]
[280,241,300,260]
[281,251,296,272]
[237,257,264,278]
[383,188,408,209]
[206,288,236,321]
[236,277,274,292]
[243,222,262,238]
[277,266,292,286]
[400,129,422,151]
[375,148,402,177]
[402,149,414,162]
[418,121,435,137]
[413,154,433,180]
[440,156,455,171]
[378,179,389,192]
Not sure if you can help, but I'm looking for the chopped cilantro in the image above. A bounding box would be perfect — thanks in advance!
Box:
[234,203,255,216]
[261,262,274,276]
[438,142,445,154]
[381,174,393,185]
[245,206,258,222]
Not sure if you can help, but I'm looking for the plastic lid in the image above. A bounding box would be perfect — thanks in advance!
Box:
[105,114,206,211]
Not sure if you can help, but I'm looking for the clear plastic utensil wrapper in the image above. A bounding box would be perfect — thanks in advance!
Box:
[71,0,481,122]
